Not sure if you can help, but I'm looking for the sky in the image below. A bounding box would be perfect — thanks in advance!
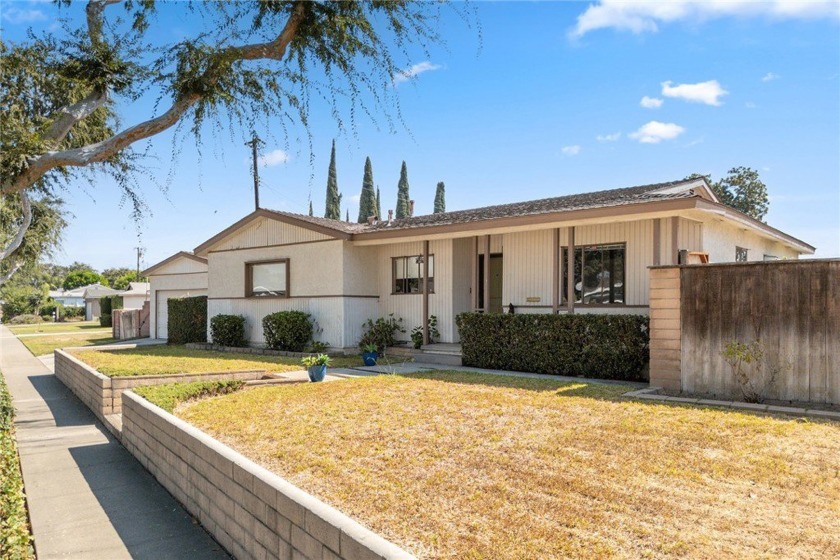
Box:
[3,0,840,270]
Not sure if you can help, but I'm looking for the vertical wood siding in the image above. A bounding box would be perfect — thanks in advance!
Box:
[153,258,208,275]
[451,238,474,341]
[678,218,704,253]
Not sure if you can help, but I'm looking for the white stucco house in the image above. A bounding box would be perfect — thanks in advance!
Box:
[82,284,122,320]
[121,282,151,310]
[48,286,87,308]
[144,178,813,347]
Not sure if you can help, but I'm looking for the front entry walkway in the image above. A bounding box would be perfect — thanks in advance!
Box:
[0,325,229,559]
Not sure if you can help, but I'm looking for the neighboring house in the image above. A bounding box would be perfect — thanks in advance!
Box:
[122,282,151,310]
[48,286,87,308]
[144,178,814,347]
[83,284,122,321]
[142,252,208,339]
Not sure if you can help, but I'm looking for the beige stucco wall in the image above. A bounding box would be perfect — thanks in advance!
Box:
[703,219,799,263]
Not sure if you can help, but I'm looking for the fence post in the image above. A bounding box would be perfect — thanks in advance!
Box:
[649,267,682,391]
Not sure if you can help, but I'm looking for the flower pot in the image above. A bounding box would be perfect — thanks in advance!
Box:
[362,351,378,366]
[307,364,327,382]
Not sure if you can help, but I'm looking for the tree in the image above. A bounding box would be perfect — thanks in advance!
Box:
[395,161,411,218]
[112,270,145,290]
[101,267,132,287]
[1,1,468,274]
[308,200,313,216]
[687,167,770,221]
[358,157,377,222]
[324,140,341,220]
[0,193,67,286]
[63,269,106,290]
[434,181,446,213]
[345,209,349,222]
[376,187,382,222]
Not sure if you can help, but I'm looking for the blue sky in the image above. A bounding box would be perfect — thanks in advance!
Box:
[3,0,839,270]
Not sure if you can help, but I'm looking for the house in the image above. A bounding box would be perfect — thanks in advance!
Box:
[121,282,151,310]
[82,284,122,321]
[144,178,814,347]
[142,252,208,339]
[48,286,87,308]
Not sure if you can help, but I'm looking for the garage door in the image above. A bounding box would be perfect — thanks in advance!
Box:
[156,290,207,339]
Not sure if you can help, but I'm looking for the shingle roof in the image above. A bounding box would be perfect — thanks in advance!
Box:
[261,210,369,235]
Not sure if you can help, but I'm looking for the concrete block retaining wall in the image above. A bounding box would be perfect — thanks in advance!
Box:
[185,342,352,358]
[121,391,414,560]
[54,350,264,422]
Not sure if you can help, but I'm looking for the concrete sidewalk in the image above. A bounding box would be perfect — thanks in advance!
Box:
[0,325,230,559]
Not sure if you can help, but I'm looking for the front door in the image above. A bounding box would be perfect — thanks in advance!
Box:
[478,254,504,313]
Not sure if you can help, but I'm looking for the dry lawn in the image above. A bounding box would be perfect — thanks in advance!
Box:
[178,372,840,559]
[70,345,364,377]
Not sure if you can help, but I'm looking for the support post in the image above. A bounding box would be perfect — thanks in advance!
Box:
[653,219,661,266]
[422,240,430,345]
[671,217,680,264]
[552,228,560,314]
[471,236,478,311]
[566,226,575,313]
[483,235,491,313]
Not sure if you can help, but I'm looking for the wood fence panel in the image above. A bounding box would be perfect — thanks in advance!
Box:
[828,262,840,404]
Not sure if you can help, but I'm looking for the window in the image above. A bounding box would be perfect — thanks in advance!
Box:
[735,247,749,262]
[246,260,289,297]
[763,254,778,261]
[392,255,434,294]
[562,244,625,304]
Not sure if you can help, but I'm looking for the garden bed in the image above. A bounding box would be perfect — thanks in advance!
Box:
[173,371,839,559]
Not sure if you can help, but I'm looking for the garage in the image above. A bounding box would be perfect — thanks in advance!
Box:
[142,252,208,340]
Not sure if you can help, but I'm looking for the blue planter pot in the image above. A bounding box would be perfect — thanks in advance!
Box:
[362,351,378,366]
[308,365,327,382]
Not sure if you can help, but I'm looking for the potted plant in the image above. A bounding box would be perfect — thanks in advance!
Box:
[301,354,331,382]
[361,343,379,366]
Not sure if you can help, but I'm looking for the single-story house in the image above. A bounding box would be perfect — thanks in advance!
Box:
[142,252,208,339]
[83,284,122,321]
[144,178,813,348]
[48,286,87,308]
[121,282,151,310]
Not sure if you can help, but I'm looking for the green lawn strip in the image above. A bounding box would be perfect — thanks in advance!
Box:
[7,321,105,335]
[0,371,35,560]
[68,345,365,378]
[134,380,246,413]
[21,332,117,357]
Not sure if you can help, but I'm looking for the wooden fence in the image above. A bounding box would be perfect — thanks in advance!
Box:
[649,259,839,404]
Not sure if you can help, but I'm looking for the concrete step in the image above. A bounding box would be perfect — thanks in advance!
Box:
[415,352,462,367]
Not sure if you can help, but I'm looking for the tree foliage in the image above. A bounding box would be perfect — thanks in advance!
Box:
[395,161,411,218]
[63,268,106,290]
[324,139,341,220]
[433,181,446,213]
[687,167,770,221]
[357,157,377,222]
[0,193,67,285]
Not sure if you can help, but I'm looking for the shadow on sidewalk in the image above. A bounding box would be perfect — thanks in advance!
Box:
[23,374,95,428]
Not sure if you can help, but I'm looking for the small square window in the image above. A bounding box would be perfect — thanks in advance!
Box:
[735,247,749,262]
[392,255,434,294]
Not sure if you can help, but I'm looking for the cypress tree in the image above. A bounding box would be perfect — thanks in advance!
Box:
[376,187,382,220]
[308,200,314,216]
[433,181,446,213]
[346,209,349,222]
[395,161,411,218]
[324,140,341,219]
[357,157,377,223]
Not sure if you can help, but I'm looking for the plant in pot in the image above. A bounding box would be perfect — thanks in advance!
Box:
[361,343,379,366]
[301,354,331,382]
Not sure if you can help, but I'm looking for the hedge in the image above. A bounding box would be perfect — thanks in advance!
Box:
[210,314,247,347]
[456,312,650,381]
[167,296,207,344]
[262,311,312,352]
[99,295,123,327]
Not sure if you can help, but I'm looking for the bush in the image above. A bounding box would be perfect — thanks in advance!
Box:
[262,311,313,352]
[99,295,123,327]
[358,314,405,353]
[410,315,440,349]
[167,296,207,344]
[456,312,650,381]
[41,301,63,320]
[7,314,43,325]
[210,314,247,347]
[63,306,85,319]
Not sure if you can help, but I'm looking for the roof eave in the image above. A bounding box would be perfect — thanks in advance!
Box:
[695,200,815,254]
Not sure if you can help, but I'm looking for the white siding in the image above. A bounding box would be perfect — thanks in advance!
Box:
[501,230,555,310]
[703,220,799,263]
[678,218,704,253]
[211,216,331,251]
[451,238,473,340]
[152,258,207,275]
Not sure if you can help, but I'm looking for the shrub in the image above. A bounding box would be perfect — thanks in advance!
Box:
[456,312,650,381]
[63,306,85,319]
[722,340,789,403]
[262,311,313,352]
[358,314,405,353]
[41,301,63,320]
[99,295,123,327]
[7,314,43,325]
[167,296,208,344]
[410,315,440,349]
[210,314,247,347]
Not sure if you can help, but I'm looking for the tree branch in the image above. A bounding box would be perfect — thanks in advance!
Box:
[0,261,23,287]
[86,0,120,47]
[2,2,307,196]
[0,191,32,262]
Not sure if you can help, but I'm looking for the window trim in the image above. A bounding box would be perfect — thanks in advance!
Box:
[561,242,627,306]
[735,246,749,262]
[391,254,435,296]
[245,259,290,298]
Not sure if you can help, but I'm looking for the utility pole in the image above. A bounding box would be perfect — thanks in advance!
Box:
[134,246,144,279]
[245,134,264,210]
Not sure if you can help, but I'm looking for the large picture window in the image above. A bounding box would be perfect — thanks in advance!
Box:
[246,260,289,297]
[392,255,434,294]
[562,244,625,304]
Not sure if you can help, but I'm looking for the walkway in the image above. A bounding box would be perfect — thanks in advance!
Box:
[0,325,230,560]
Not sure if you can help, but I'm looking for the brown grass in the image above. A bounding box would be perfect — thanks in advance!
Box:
[179,371,840,559]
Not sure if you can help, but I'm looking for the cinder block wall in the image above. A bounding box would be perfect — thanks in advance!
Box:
[648,267,681,391]
[121,392,415,560]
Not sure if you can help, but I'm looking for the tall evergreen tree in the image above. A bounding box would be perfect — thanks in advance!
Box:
[308,200,313,216]
[433,181,446,213]
[346,209,350,222]
[324,140,341,219]
[357,157,377,223]
[376,187,382,220]
[395,161,411,218]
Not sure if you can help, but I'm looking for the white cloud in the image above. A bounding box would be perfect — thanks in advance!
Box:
[629,121,685,144]
[761,72,781,82]
[393,61,442,85]
[258,149,289,167]
[661,80,728,106]
[3,5,47,24]
[640,96,663,109]
[561,145,581,156]
[596,132,621,142]
[570,1,840,38]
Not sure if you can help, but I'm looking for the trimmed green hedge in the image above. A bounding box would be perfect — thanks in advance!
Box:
[210,314,247,347]
[99,295,123,327]
[0,372,35,559]
[456,312,650,381]
[262,311,313,352]
[167,296,207,344]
